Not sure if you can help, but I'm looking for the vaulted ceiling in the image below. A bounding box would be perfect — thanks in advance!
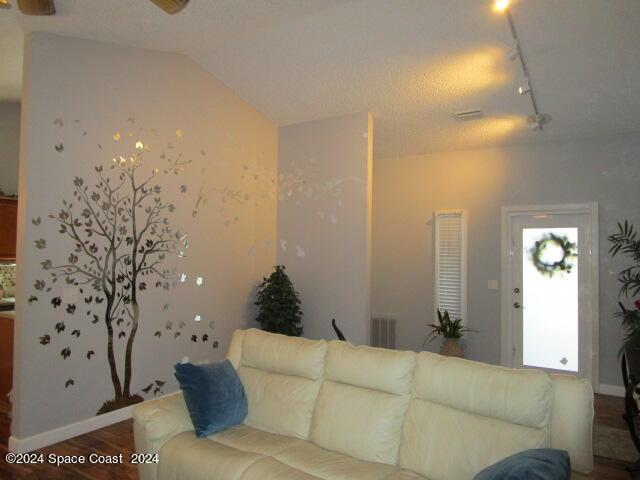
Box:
[2,0,639,158]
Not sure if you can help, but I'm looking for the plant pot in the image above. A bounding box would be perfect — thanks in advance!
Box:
[440,338,464,358]
[625,347,640,385]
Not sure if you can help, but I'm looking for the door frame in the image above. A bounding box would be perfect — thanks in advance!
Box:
[500,203,599,388]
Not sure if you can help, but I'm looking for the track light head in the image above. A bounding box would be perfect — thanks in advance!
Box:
[518,80,531,95]
[494,0,510,13]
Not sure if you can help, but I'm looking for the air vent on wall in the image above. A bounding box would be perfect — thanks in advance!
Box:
[371,316,397,350]
[453,110,484,121]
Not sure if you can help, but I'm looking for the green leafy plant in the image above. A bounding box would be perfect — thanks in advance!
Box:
[255,265,303,336]
[608,221,640,353]
[421,309,476,348]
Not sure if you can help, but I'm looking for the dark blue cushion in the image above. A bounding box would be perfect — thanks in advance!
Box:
[174,359,248,437]
[474,449,571,480]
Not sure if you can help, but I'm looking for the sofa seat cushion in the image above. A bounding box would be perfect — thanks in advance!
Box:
[158,425,419,480]
[274,441,397,480]
[241,457,325,480]
[210,423,304,456]
[158,431,264,480]
[384,470,428,480]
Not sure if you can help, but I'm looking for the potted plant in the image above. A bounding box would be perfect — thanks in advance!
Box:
[608,221,640,379]
[422,309,476,358]
[255,265,303,336]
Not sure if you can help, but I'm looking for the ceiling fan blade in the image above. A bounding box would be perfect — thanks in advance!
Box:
[149,0,189,15]
[17,0,55,15]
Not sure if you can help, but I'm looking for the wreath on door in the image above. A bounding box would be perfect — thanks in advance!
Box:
[530,233,577,277]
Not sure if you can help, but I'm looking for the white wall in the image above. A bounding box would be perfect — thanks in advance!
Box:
[13,33,277,439]
[372,134,640,388]
[278,112,372,345]
[0,101,20,196]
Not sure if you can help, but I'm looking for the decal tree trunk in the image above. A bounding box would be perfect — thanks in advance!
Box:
[42,151,178,414]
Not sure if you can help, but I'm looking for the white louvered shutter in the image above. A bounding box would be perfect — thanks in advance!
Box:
[434,210,467,322]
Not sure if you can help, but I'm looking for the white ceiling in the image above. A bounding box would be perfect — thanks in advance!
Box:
[2,0,640,158]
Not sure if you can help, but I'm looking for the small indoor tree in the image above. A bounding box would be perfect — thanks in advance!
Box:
[608,220,640,354]
[255,265,303,336]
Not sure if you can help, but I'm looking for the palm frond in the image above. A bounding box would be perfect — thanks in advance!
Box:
[609,221,640,356]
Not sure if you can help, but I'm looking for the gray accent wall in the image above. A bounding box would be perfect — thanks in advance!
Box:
[13,33,277,438]
[278,112,373,345]
[372,134,640,388]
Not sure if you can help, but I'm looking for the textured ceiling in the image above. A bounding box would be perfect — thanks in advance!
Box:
[2,0,640,157]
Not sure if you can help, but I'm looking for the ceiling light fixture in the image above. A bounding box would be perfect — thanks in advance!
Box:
[493,0,510,13]
[0,0,11,8]
[497,2,551,131]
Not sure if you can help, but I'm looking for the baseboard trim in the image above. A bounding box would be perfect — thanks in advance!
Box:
[597,383,625,397]
[8,391,180,454]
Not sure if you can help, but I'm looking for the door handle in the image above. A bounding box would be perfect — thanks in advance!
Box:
[513,302,521,309]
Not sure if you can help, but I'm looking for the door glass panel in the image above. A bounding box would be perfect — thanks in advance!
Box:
[522,227,578,372]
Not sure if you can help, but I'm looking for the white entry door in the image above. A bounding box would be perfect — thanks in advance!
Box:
[501,204,598,385]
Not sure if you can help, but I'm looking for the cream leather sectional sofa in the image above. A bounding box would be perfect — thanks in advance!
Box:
[133,329,594,480]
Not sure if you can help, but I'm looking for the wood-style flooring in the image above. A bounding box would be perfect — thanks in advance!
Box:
[0,395,635,479]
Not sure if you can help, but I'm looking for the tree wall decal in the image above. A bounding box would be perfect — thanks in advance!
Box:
[37,145,183,414]
[29,118,276,416]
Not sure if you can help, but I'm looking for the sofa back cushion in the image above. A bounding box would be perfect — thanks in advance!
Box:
[242,328,326,380]
[237,329,327,439]
[309,341,415,465]
[325,340,416,394]
[398,352,553,480]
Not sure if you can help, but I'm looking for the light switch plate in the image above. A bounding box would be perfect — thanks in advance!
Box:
[488,280,499,290]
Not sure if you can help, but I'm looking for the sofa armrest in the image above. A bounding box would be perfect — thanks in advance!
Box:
[549,374,594,475]
[133,392,194,480]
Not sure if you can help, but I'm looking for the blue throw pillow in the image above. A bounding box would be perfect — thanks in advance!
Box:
[174,359,248,437]
[474,449,571,480]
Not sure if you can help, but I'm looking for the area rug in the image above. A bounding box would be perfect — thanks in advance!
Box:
[594,424,638,463]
